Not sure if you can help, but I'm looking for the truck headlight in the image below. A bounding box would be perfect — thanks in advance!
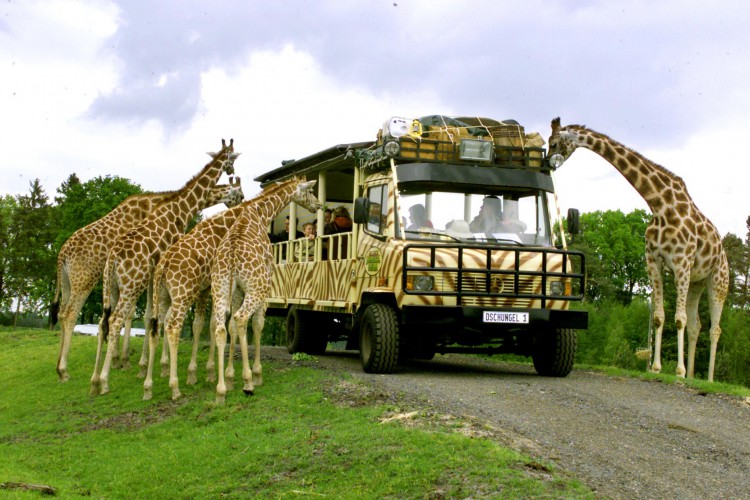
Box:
[549,281,564,296]
[383,140,400,157]
[407,275,434,291]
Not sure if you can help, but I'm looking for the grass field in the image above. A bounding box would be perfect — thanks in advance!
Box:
[0,327,593,499]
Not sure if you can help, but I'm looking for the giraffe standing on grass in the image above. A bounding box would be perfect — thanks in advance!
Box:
[90,140,242,396]
[548,118,728,381]
[144,177,319,400]
[210,178,320,404]
[53,190,174,382]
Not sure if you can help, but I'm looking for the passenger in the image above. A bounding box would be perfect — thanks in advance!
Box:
[269,216,303,243]
[323,208,333,225]
[295,222,315,262]
[469,196,503,233]
[406,204,433,232]
[324,206,352,259]
[496,199,527,233]
[324,206,353,234]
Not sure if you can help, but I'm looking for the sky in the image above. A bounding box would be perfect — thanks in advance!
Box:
[2,0,750,238]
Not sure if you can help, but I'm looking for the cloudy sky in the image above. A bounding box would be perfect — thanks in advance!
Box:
[2,0,749,237]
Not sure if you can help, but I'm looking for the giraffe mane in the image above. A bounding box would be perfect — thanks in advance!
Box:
[565,124,686,187]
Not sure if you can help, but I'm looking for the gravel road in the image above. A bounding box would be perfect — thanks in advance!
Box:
[266,347,750,499]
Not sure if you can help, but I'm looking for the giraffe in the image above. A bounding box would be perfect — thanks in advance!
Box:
[90,140,242,396]
[211,178,320,403]
[52,190,174,382]
[143,177,318,401]
[548,118,729,381]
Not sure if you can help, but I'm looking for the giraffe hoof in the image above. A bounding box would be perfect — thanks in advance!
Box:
[243,388,254,396]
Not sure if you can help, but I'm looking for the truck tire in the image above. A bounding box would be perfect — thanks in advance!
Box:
[532,328,576,377]
[286,306,328,355]
[359,303,399,374]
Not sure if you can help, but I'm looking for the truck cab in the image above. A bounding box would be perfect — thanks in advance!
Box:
[255,115,587,375]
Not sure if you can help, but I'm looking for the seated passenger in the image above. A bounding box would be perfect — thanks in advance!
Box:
[324,206,352,259]
[469,196,503,233]
[406,204,433,233]
[495,199,527,233]
[295,222,315,262]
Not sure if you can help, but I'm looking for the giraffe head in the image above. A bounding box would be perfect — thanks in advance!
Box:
[547,117,580,165]
[291,178,322,213]
[207,138,241,176]
[208,181,245,208]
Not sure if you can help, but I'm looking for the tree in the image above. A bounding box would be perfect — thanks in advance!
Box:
[571,209,651,304]
[722,232,748,308]
[7,180,58,323]
[0,195,18,310]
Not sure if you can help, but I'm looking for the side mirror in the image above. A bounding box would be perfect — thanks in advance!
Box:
[353,197,371,224]
[567,208,580,235]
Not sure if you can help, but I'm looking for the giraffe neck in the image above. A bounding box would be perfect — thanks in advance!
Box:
[569,126,690,214]
[253,180,304,225]
[153,149,236,231]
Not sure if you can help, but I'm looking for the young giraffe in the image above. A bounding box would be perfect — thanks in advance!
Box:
[144,177,318,400]
[548,118,729,381]
[90,140,242,395]
[53,190,174,382]
[211,178,320,403]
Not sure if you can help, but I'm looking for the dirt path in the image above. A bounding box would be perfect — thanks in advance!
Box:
[267,347,750,499]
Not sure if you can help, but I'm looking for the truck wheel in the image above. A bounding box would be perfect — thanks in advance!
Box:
[532,328,577,377]
[286,306,328,355]
[286,306,312,354]
[359,303,399,374]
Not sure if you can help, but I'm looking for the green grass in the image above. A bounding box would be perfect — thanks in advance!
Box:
[0,327,593,499]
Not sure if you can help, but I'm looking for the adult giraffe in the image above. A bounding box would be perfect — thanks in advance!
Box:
[145,177,320,401]
[548,118,728,381]
[90,140,242,395]
[210,178,320,403]
[53,190,173,382]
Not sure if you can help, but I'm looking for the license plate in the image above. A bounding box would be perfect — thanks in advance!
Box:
[483,311,529,324]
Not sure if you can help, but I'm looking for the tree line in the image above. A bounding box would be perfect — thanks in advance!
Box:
[2,177,749,385]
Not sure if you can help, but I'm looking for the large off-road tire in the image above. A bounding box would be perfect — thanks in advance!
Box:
[359,303,399,374]
[532,328,577,377]
[286,306,328,355]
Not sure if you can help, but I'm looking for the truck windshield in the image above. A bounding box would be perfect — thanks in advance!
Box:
[398,190,552,246]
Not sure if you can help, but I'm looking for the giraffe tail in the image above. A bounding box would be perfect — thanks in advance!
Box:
[101,255,117,342]
[50,254,64,329]
[148,317,159,339]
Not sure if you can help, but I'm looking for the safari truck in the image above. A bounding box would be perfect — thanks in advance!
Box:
[255,115,587,376]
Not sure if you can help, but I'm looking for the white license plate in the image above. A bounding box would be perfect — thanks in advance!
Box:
[483,311,529,324]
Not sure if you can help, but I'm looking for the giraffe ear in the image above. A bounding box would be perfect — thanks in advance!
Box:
[299,180,317,191]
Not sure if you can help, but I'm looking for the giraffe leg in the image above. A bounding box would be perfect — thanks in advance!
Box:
[706,264,728,382]
[646,255,665,374]
[213,309,229,405]
[142,315,160,401]
[89,316,106,395]
[119,315,133,370]
[673,269,691,379]
[166,312,183,400]
[225,315,238,391]
[685,283,704,379]
[188,294,208,385]
[206,312,217,383]
[224,292,243,389]
[57,290,90,382]
[251,305,266,387]
[233,300,254,396]
[137,289,155,378]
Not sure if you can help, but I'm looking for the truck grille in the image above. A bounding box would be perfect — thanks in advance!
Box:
[403,244,585,308]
